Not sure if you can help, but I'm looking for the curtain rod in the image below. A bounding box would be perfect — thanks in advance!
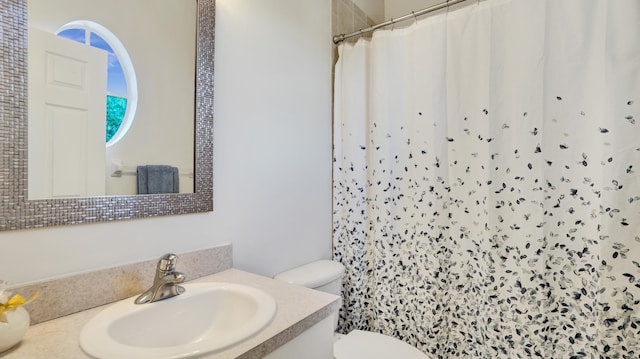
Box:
[333,0,469,44]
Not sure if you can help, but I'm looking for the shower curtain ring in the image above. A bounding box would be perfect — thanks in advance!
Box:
[390,18,395,31]
[412,11,418,25]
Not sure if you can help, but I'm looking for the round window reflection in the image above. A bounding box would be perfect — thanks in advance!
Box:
[57,21,137,146]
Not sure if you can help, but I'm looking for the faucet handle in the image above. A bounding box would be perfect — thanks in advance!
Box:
[157,253,178,273]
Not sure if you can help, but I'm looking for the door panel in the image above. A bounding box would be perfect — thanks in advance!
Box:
[28,27,107,199]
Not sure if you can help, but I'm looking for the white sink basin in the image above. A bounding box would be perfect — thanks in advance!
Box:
[79,282,277,359]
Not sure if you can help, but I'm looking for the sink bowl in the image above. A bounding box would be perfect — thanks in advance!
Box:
[79,282,277,359]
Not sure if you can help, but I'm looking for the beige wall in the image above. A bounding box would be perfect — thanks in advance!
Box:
[353,0,385,23]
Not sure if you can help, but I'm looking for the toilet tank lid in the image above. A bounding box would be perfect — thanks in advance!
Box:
[274,260,345,288]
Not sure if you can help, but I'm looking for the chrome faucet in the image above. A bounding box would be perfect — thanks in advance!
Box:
[135,253,186,304]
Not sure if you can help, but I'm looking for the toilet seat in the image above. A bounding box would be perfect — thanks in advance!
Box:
[333,330,429,359]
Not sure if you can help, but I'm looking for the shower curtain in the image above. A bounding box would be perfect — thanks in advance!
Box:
[332,0,640,358]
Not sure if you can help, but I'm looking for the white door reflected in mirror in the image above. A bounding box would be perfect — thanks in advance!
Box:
[28,28,107,199]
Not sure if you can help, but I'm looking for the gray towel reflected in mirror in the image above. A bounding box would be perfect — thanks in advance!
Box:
[137,165,179,194]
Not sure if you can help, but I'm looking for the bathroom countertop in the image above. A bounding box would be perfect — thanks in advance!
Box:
[0,269,341,359]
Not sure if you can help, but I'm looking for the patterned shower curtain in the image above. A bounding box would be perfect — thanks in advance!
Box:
[332,0,640,358]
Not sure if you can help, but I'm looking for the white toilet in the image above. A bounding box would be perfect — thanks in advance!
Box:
[274,260,429,359]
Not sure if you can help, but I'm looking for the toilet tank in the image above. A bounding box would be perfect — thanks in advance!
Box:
[274,260,344,296]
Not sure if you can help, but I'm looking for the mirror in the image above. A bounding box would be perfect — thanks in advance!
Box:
[28,0,196,198]
[0,0,213,231]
